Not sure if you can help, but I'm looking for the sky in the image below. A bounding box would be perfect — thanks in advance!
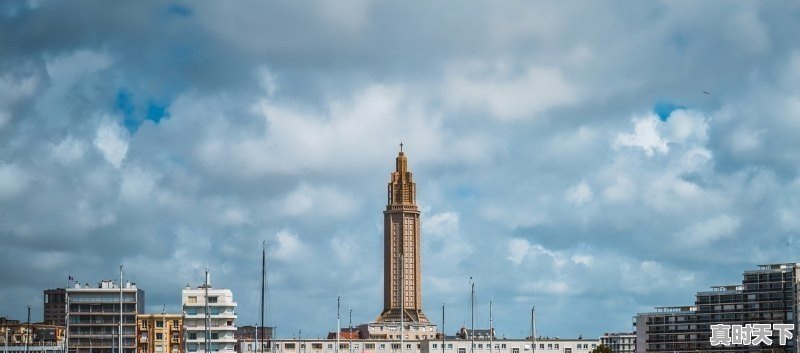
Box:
[2,0,800,340]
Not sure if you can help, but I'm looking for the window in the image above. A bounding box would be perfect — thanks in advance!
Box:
[327,344,333,349]
[447,345,453,349]
[312,344,322,349]
[554,345,559,349]
[365,344,375,350]
[189,345,197,352]
[458,349,466,353]
[188,296,197,304]
[188,333,197,340]
[433,344,438,349]
[547,345,552,350]
[501,345,506,349]
[286,344,296,349]
[157,321,164,328]
[173,320,179,327]
[565,349,571,353]
[539,345,544,350]
[208,297,218,303]
[406,345,411,350]
[210,333,219,339]
[142,322,149,328]
[380,344,385,349]
[582,345,588,350]
[156,333,163,340]
[478,345,483,349]
[512,349,519,353]
[340,345,348,350]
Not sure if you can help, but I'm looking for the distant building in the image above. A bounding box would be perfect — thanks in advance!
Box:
[635,263,800,352]
[237,337,599,353]
[0,320,66,353]
[136,313,183,353]
[44,288,67,326]
[182,275,238,353]
[599,333,634,353]
[236,326,274,353]
[67,279,145,353]
[455,328,495,340]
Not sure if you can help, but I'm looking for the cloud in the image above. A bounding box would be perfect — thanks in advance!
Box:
[565,181,593,205]
[94,120,129,168]
[445,63,578,121]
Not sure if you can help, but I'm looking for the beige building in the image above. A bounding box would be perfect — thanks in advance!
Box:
[136,313,183,353]
[376,146,429,325]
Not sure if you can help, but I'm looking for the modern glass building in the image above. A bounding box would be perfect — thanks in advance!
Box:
[635,263,799,353]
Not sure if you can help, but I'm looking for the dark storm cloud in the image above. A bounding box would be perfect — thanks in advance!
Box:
[2,0,800,340]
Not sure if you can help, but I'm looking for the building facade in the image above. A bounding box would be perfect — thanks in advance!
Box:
[182,277,237,353]
[136,313,183,353]
[635,263,800,353]
[44,288,67,326]
[238,338,598,353]
[375,147,431,329]
[67,280,145,353]
[598,333,634,353]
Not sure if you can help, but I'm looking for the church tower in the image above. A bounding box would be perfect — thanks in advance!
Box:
[376,144,429,324]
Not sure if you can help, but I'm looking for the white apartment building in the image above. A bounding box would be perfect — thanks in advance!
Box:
[239,338,599,353]
[182,279,237,353]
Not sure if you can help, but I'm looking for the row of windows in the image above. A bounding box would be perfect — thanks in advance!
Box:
[186,296,220,304]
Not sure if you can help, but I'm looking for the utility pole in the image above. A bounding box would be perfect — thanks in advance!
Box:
[297,329,301,353]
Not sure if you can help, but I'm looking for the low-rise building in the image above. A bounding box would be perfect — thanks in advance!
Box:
[0,320,65,353]
[599,333,634,353]
[237,338,599,353]
[136,313,183,353]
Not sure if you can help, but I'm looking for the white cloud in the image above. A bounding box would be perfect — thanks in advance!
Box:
[615,115,668,156]
[119,166,158,203]
[565,181,593,205]
[0,163,29,200]
[50,136,86,164]
[94,120,129,168]
[445,63,578,121]
[270,229,309,263]
[676,214,741,246]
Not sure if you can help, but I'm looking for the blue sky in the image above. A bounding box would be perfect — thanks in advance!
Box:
[2,0,800,340]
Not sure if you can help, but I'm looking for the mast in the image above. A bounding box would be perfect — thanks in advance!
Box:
[26,305,30,353]
[470,279,474,353]
[489,301,493,353]
[204,270,210,353]
[441,304,444,353]
[336,297,340,353]
[260,241,266,353]
[65,278,70,353]
[348,309,352,353]
[530,307,536,353]
[119,265,124,353]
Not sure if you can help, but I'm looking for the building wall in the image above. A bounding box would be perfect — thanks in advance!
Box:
[182,285,238,353]
[136,314,183,353]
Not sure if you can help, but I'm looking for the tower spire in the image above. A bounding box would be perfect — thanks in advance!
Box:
[377,146,428,324]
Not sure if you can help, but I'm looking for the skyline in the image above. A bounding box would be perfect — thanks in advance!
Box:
[2,0,800,341]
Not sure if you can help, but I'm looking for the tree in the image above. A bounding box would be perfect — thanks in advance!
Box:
[590,345,613,353]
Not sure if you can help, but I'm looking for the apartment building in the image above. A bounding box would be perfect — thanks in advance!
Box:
[136,313,183,353]
[238,338,599,353]
[182,278,237,353]
[67,280,146,353]
[599,333,634,353]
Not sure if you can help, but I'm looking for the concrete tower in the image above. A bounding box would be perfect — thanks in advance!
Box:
[376,144,429,324]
